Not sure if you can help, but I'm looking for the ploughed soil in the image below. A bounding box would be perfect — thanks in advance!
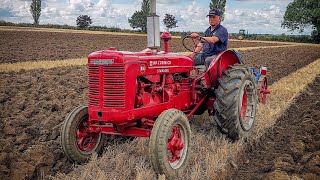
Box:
[0,37,319,179]
[0,67,86,180]
[230,76,320,180]
[238,46,320,85]
[0,30,289,63]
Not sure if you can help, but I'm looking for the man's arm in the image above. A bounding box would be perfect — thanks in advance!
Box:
[190,32,220,43]
[201,36,219,43]
[189,32,219,58]
[190,43,203,59]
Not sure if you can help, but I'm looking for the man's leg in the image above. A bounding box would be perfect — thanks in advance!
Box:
[205,55,217,68]
[193,53,204,65]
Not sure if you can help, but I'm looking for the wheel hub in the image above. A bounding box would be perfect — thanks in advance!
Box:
[167,126,184,163]
[241,91,247,120]
[76,120,99,151]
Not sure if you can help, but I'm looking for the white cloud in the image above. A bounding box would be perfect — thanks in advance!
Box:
[222,3,313,35]
[157,0,193,4]
[96,0,110,8]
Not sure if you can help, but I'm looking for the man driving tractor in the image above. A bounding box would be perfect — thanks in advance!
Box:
[190,8,228,67]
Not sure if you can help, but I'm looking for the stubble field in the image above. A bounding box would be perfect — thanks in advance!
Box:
[0,27,319,180]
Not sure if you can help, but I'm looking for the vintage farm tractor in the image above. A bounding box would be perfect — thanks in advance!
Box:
[60,1,270,178]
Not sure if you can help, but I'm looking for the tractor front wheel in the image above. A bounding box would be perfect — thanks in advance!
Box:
[149,109,191,178]
[214,64,258,140]
[61,106,105,163]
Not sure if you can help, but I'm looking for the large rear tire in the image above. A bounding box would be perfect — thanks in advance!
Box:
[214,64,258,140]
[61,106,105,163]
[149,109,191,178]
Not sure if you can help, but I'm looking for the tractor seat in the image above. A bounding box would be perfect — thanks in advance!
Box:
[194,65,207,72]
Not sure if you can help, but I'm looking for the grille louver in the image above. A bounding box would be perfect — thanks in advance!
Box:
[88,98,99,106]
[88,65,99,75]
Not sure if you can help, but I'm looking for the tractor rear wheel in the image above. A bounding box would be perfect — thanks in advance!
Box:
[61,106,105,163]
[214,64,257,140]
[149,109,191,178]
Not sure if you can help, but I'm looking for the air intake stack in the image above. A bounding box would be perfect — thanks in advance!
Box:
[147,0,160,49]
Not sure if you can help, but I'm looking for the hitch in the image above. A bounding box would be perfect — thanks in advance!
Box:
[251,67,270,104]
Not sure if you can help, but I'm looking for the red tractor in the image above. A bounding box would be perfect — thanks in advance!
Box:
[60,31,270,178]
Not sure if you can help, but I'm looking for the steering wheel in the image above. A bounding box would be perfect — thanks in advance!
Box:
[182,35,211,54]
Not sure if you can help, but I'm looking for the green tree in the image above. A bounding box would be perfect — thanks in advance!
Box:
[209,0,226,21]
[128,0,150,32]
[30,0,41,26]
[163,14,178,31]
[76,15,92,29]
[141,0,150,15]
[282,0,320,41]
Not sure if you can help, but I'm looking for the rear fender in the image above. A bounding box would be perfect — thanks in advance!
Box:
[204,50,243,88]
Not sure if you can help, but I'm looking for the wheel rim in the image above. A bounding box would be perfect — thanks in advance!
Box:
[167,123,188,169]
[76,117,100,152]
[239,80,256,131]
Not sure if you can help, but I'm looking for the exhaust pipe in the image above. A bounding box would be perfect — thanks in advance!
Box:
[147,0,160,49]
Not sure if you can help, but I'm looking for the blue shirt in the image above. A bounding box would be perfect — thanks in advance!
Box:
[201,24,228,60]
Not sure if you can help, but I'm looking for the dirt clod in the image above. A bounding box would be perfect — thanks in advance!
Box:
[10,161,35,180]
[265,170,290,180]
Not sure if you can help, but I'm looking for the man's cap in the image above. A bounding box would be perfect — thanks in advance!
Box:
[207,8,221,17]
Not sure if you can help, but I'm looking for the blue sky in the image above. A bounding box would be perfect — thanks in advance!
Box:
[0,0,313,35]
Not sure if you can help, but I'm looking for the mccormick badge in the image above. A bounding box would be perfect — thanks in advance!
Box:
[91,59,114,65]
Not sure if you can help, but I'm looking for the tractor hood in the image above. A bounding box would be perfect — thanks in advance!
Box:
[88,48,194,74]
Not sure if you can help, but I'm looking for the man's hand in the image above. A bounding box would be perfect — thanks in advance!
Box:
[190,32,199,39]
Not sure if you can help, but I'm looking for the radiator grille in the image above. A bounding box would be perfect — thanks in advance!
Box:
[103,65,126,108]
[88,64,126,108]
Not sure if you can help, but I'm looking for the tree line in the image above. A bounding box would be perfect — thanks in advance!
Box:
[24,0,319,42]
